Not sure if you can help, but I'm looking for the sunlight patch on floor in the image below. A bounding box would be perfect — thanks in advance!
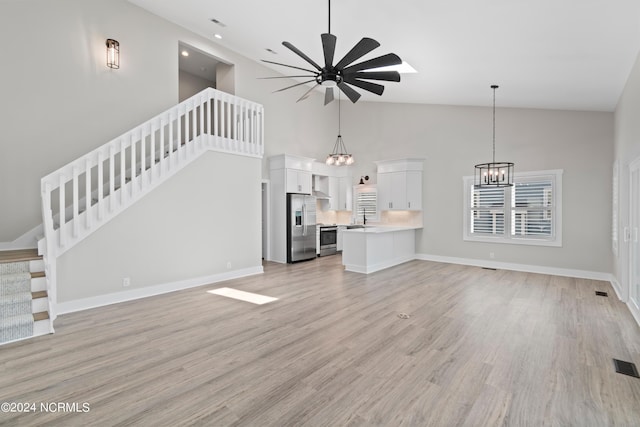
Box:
[207,287,278,305]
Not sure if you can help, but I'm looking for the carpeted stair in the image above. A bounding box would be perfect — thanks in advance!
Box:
[0,265,34,342]
[0,250,50,345]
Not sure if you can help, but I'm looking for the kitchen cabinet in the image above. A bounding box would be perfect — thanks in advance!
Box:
[375,159,423,211]
[328,176,352,211]
[342,226,419,274]
[286,169,312,194]
[336,225,347,251]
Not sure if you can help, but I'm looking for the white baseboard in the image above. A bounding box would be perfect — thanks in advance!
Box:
[56,265,264,315]
[415,253,612,281]
[609,276,624,301]
[0,224,43,251]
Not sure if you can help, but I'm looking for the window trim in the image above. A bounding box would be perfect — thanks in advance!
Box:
[462,169,563,247]
[353,184,379,222]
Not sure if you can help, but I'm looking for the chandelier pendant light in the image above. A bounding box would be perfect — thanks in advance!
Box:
[474,85,514,188]
[326,94,354,166]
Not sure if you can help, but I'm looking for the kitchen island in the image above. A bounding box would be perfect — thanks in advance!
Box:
[342,226,421,274]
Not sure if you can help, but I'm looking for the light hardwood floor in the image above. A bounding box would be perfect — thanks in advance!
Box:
[1,256,639,426]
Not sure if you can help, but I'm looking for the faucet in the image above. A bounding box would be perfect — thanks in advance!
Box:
[363,210,367,225]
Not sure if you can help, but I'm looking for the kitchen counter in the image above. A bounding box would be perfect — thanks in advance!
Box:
[342,226,421,274]
[342,225,421,234]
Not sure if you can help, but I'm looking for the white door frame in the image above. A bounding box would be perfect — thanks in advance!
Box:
[628,157,640,323]
[261,179,271,261]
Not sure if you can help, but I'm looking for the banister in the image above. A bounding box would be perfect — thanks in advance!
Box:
[39,87,264,323]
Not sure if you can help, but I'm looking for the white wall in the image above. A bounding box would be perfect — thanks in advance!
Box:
[56,151,261,303]
[0,0,336,244]
[0,0,177,241]
[0,0,618,280]
[330,102,614,274]
[613,50,640,303]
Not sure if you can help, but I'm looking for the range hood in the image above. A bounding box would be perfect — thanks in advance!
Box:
[313,190,330,199]
[312,175,331,199]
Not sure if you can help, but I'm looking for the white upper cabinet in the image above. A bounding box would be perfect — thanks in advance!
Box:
[286,169,312,194]
[405,170,422,210]
[328,176,353,211]
[375,159,424,211]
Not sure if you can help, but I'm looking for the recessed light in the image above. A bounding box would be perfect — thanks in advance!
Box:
[214,33,222,40]
[181,50,189,57]
[371,61,417,74]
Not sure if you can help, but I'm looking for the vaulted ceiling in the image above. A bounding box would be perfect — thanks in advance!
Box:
[129,0,640,111]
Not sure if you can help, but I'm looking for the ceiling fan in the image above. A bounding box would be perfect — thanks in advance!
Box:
[261,0,402,105]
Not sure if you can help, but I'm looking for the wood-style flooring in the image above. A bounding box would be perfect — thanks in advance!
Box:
[1,256,639,426]
[0,249,40,263]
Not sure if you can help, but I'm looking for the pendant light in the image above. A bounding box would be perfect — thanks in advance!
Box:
[474,85,514,187]
[325,93,354,166]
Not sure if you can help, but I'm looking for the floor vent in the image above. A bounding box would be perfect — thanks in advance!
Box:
[613,359,639,378]
[482,267,497,271]
[595,291,608,297]
[397,313,410,320]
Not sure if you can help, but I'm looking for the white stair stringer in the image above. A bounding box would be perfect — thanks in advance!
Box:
[40,88,264,323]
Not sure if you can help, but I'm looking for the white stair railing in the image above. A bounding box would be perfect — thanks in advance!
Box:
[40,88,264,321]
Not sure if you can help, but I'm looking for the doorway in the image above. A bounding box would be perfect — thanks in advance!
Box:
[262,180,271,261]
[178,42,235,102]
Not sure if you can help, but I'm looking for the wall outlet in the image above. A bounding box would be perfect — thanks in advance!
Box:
[123,277,131,287]
[489,252,495,259]
[226,261,232,269]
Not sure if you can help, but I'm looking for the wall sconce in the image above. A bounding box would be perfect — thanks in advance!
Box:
[106,39,120,69]
[359,175,369,185]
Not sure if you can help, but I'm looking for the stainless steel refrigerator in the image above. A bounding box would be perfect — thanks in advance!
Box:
[287,193,317,263]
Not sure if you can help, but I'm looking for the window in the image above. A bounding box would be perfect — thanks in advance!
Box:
[354,185,378,223]
[463,170,562,246]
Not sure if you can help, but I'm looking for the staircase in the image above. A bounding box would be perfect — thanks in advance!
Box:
[1,88,263,345]
[0,249,52,344]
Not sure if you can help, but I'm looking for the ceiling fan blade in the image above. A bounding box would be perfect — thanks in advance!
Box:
[334,37,380,70]
[321,33,337,68]
[337,82,361,103]
[274,79,317,93]
[343,53,402,74]
[261,59,318,74]
[342,77,385,96]
[282,41,322,71]
[342,71,400,82]
[297,84,318,102]
[258,75,316,79]
[324,87,334,105]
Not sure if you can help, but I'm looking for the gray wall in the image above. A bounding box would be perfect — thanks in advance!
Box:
[57,151,261,302]
[179,70,215,102]
[613,50,640,296]
[0,0,618,283]
[0,0,336,243]
[289,101,614,273]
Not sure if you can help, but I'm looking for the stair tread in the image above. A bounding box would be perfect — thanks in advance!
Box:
[33,312,49,321]
[0,250,41,263]
[31,271,45,279]
[32,291,48,299]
